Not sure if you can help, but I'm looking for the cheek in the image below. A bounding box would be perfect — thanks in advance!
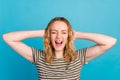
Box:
[50,35,56,43]
[64,36,68,43]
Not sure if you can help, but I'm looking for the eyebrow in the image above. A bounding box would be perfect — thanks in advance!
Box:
[50,30,67,31]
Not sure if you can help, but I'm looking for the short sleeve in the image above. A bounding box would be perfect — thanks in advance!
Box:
[31,47,43,64]
[76,48,88,65]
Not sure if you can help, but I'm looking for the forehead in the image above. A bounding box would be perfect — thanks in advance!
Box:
[50,21,68,30]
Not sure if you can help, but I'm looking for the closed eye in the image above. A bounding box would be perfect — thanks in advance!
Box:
[62,31,67,34]
[51,31,57,34]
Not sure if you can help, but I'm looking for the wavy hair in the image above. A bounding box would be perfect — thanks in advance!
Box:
[44,17,76,64]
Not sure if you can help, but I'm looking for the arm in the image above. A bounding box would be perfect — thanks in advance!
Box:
[2,30,44,62]
[74,31,117,62]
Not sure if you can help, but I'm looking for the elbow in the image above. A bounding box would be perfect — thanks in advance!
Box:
[2,34,12,42]
[111,38,117,46]
[106,38,117,49]
[2,34,7,41]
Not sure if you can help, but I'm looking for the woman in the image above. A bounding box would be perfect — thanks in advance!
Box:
[2,17,116,80]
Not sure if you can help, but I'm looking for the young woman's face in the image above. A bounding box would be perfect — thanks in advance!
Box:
[50,21,68,52]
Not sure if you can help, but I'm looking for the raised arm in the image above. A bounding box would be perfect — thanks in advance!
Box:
[74,31,117,62]
[2,30,44,62]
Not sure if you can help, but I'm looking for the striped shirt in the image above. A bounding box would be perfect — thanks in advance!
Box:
[31,47,87,80]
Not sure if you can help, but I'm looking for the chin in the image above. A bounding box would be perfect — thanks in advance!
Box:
[55,48,63,52]
[54,47,65,51]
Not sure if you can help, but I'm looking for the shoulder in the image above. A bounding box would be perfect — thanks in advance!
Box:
[75,48,88,55]
[31,47,45,58]
[75,48,88,65]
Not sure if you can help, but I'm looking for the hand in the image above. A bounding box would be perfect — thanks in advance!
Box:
[72,30,76,40]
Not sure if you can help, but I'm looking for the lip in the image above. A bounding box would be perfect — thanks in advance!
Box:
[55,43,62,47]
[55,40,63,47]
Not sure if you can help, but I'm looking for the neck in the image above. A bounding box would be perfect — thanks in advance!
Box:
[55,50,64,58]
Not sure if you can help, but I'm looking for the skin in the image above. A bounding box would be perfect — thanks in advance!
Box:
[2,21,117,63]
[49,21,69,58]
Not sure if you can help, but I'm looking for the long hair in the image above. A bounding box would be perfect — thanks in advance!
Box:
[44,17,76,64]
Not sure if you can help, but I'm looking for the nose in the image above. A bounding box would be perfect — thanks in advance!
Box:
[56,32,61,39]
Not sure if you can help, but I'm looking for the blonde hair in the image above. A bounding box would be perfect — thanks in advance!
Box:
[44,17,76,64]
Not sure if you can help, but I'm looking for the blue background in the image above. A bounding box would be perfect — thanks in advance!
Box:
[0,0,120,80]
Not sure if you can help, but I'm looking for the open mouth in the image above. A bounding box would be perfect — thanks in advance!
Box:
[55,40,63,47]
